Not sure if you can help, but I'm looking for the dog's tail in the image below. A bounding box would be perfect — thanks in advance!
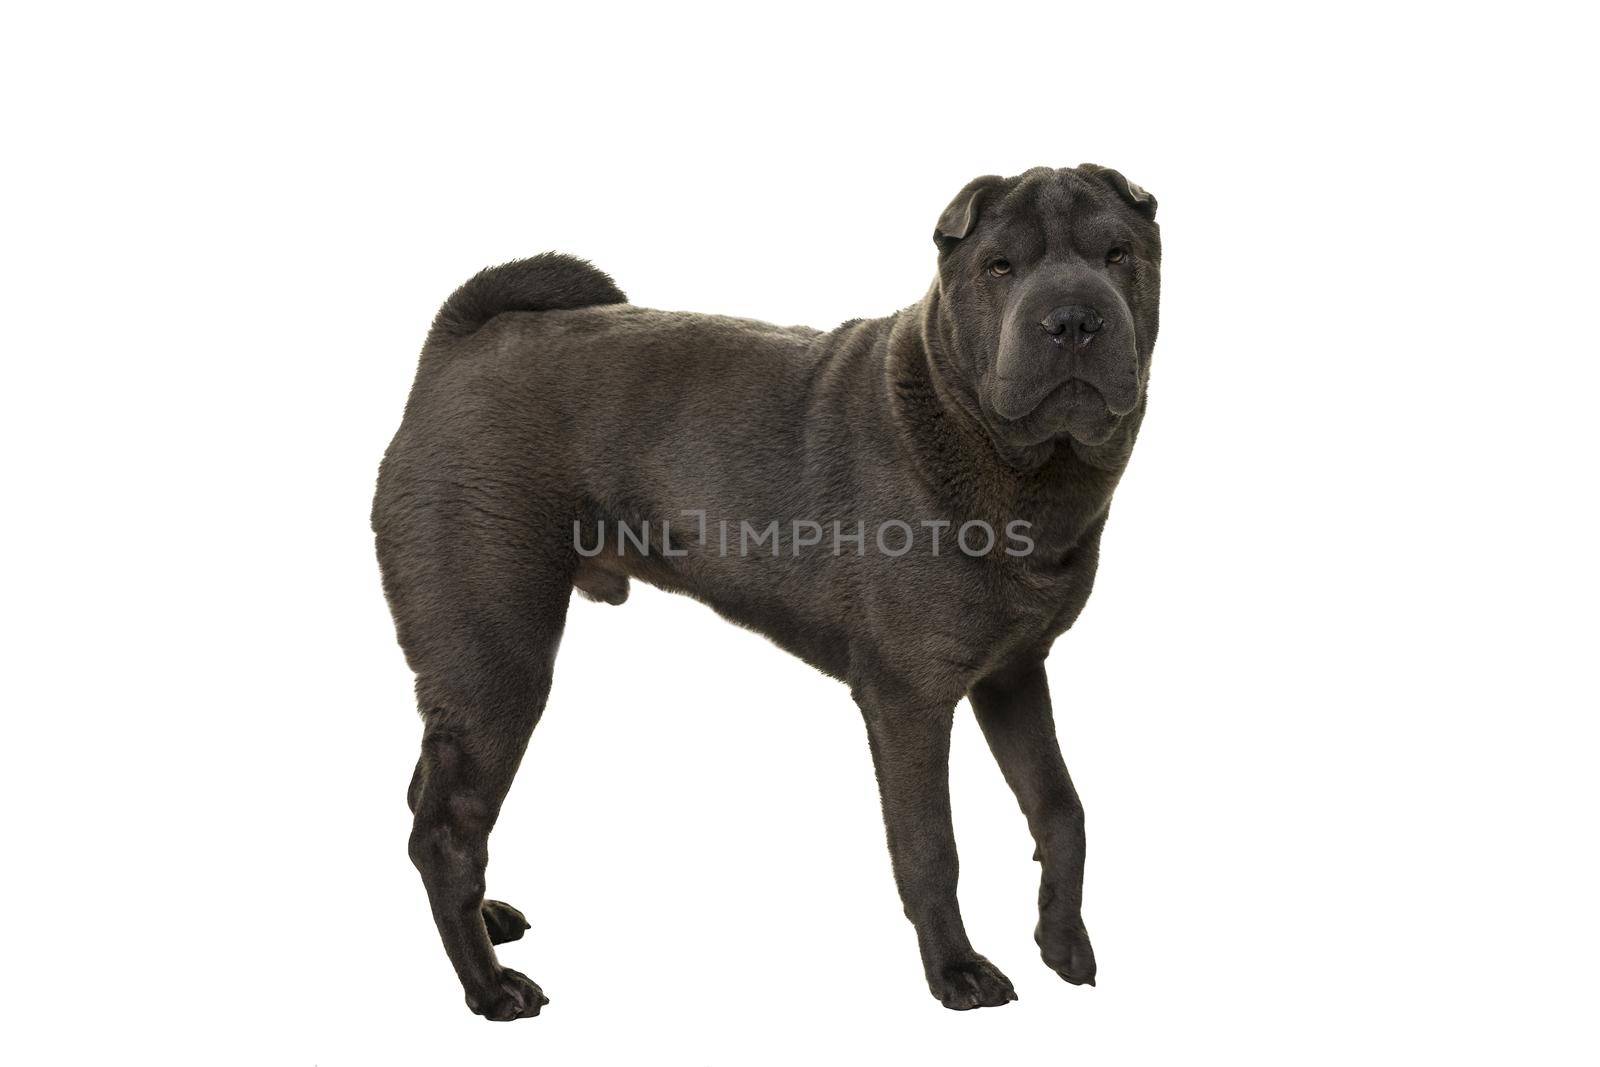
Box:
[426,253,627,345]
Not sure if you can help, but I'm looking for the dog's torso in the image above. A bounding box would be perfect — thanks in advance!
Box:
[378,301,1118,707]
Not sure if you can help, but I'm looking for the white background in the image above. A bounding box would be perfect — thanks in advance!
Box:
[4,2,1597,1064]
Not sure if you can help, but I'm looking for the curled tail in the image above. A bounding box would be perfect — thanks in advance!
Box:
[428,253,626,343]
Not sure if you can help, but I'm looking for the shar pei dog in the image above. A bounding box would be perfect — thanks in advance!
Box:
[374,163,1162,1018]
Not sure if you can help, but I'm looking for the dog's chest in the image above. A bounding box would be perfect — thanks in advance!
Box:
[855,533,1100,700]
[1001,547,1099,638]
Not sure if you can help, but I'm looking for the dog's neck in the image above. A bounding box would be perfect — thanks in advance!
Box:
[883,285,1140,546]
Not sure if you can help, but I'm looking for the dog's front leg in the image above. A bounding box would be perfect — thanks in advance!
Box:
[859,695,1017,1009]
[970,661,1097,985]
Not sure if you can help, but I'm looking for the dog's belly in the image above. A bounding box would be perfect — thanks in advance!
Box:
[592,518,1094,703]
[585,517,861,680]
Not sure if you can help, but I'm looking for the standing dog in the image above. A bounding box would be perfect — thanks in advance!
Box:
[374,164,1161,1018]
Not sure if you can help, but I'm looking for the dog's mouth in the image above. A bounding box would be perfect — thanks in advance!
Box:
[988,376,1125,446]
[990,372,1067,423]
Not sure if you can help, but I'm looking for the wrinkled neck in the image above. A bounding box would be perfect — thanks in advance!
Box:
[885,284,1134,536]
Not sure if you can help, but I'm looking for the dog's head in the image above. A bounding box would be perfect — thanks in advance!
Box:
[931,165,1160,449]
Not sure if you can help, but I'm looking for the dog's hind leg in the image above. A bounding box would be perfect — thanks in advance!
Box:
[403,771,531,947]
[404,586,570,1021]
[407,666,555,1020]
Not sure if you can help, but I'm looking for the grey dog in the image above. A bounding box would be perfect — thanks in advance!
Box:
[374,164,1161,1019]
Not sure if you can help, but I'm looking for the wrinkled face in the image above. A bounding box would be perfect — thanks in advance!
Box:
[933,166,1161,448]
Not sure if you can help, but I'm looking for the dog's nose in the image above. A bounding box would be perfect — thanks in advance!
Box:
[1041,305,1103,343]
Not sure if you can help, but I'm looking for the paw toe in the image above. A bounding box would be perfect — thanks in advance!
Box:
[482,899,531,945]
[933,957,1017,1010]
[469,968,547,1021]
[1038,920,1097,986]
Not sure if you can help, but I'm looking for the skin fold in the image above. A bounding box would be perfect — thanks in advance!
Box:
[373,164,1161,1017]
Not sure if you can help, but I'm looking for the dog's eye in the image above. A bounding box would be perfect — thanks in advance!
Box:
[987,258,1012,277]
[1106,247,1128,264]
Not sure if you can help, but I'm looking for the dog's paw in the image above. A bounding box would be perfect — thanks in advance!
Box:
[482,899,530,945]
[1037,918,1097,986]
[929,956,1018,1010]
[466,967,547,1021]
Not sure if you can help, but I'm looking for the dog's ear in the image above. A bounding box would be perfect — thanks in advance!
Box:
[1080,164,1157,221]
[935,175,1005,249]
